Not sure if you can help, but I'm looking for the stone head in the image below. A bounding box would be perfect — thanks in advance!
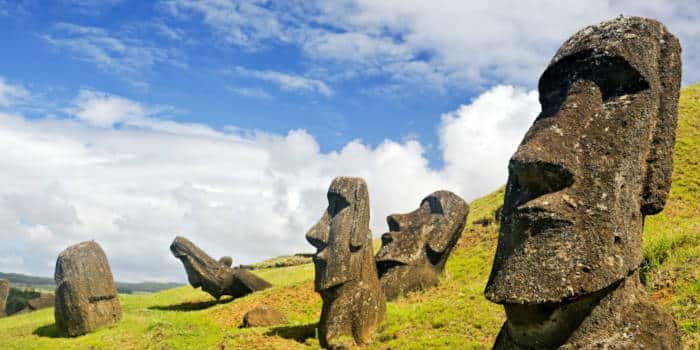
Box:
[306,177,372,291]
[484,16,681,346]
[376,190,468,298]
[170,236,233,299]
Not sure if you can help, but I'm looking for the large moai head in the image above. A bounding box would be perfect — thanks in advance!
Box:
[485,16,681,347]
[376,190,469,300]
[306,176,373,291]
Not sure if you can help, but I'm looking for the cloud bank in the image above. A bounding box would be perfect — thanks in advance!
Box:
[0,81,538,282]
[164,0,699,88]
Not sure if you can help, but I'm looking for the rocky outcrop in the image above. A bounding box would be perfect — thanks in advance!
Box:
[307,177,385,348]
[54,241,122,337]
[170,236,271,300]
[376,190,468,300]
[485,16,682,349]
[242,305,287,327]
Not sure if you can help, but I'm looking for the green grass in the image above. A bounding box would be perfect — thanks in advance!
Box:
[0,84,698,349]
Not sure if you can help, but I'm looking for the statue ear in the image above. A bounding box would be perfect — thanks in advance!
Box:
[641,32,681,215]
[349,180,370,250]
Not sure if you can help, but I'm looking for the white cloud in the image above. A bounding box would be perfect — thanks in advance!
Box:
[68,90,148,127]
[439,85,540,197]
[232,66,333,96]
[0,255,24,269]
[163,0,700,88]
[227,86,273,100]
[0,84,538,282]
[161,0,293,49]
[43,22,185,76]
[0,77,28,106]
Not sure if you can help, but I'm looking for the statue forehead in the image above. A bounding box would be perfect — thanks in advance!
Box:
[546,17,671,92]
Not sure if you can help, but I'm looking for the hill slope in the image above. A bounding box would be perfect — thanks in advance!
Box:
[0,84,697,349]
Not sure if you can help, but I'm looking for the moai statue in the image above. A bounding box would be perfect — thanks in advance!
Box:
[0,279,9,317]
[170,236,271,300]
[484,16,682,349]
[306,177,386,348]
[54,241,122,337]
[376,190,469,300]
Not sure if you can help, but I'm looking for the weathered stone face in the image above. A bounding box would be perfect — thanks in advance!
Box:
[0,279,8,317]
[376,190,468,300]
[306,177,386,348]
[306,176,372,291]
[170,236,271,300]
[54,241,122,337]
[485,16,682,349]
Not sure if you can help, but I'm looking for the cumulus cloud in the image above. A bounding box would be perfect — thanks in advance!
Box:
[0,84,538,282]
[439,86,540,197]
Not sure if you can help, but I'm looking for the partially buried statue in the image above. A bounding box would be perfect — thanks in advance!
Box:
[376,190,469,300]
[306,177,385,348]
[54,241,122,337]
[484,16,682,349]
[170,236,271,300]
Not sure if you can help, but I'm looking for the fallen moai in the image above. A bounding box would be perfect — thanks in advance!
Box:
[485,16,683,349]
[307,177,386,348]
[170,236,271,300]
[54,241,122,337]
[376,190,469,300]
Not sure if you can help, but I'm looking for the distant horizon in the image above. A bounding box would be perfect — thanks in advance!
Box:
[1,1,698,282]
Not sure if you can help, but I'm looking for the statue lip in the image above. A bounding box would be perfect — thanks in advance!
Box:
[376,259,408,274]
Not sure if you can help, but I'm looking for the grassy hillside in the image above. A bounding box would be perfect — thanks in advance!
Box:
[0,84,697,349]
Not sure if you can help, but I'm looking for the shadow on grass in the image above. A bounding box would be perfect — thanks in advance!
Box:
[148,296,234,312]
[265,323,317,343]
[33,323,61,338]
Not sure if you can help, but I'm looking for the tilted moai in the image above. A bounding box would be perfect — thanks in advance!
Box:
[0,279,9,317]
[484,16,682,349]
[170,236,271,300]
[376,190,469,300]
[306,177,386,348]
[54,241,122,337]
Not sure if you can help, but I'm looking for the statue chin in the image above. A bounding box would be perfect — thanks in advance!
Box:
[503,290,606,348]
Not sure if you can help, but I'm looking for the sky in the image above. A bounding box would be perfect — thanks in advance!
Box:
[0,0,697,283]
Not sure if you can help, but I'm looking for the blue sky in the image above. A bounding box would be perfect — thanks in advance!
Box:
[1,1,478,164]
[0,1,697,282]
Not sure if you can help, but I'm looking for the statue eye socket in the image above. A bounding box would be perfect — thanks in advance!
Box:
[327,193,350,216]
[538,50,649,118]
[421,197,444,214]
